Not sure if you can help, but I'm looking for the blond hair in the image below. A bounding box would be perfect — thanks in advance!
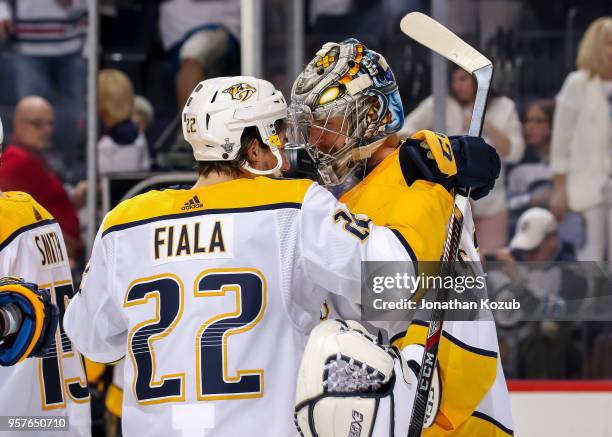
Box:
[99,69,134,125]
[576,17,612,78]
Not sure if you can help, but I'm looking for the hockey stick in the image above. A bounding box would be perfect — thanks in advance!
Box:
[400,12,493,437]
[400,12,492,137]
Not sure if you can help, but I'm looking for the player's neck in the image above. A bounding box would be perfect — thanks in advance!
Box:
[368,133,400,169]
[192,172,239,188]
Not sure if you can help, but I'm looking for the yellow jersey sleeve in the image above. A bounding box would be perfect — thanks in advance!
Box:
[340,146,453,262]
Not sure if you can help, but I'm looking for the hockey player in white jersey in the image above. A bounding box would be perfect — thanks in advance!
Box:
[0,117,91,436]
[63,76,455,437]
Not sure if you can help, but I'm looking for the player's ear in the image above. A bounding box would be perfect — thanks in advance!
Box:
[245,138,263,164]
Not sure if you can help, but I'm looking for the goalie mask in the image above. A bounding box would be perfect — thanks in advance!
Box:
[295,319,421,437]
[182,76,287,176]
[288,39,404,186]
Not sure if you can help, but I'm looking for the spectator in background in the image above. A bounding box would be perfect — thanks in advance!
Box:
[159,0,240,110]
[507,101,555,217]
[97,69,150,176]
[550,17,612,261]
[488,207,582,377]
[132,95,154,134]
[0,96,82,257]
[508,100,585,251]
[510,208,582,379]
[0,0,87,178]
[156,0,240,169]
[522,99,555,164]
[402,65,525,251]
[507,207,575,262]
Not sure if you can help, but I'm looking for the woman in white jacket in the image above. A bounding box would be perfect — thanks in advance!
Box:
[402,66,525,252]
[550,17,612,261]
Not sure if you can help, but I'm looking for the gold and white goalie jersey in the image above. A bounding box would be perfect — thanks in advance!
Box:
[64,177,417,437]
[0,192,91,437]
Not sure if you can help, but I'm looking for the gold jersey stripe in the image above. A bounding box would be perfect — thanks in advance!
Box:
[0,192,55,249]
[102,177,313,235]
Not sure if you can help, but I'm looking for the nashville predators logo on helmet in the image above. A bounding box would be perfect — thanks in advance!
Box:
[222,83,256,102]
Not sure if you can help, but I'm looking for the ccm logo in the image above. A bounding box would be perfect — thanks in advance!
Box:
[348,410,364,437]
[419,351,435,391]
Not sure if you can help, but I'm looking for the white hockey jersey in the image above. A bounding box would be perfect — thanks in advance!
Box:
[396,201,513,436]
[0,192,91,437]
[64,177,416,437]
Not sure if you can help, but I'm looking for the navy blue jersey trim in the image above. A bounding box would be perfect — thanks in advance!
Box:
[0,219,58,253]
[390,229,418,274]
[389,330,407,345]
[410,320,498,358]
[102,202,302,238]
[472,411,514,435]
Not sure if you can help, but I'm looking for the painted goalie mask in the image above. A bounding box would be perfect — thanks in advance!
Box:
[288,39,404,186]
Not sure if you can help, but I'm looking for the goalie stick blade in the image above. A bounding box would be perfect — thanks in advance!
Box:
[400,12,492,74]
[401,12,493,135]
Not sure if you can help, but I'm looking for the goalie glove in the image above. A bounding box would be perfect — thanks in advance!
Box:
[400,130,500,200]
[0,277,59,367]
[295,319,418,437]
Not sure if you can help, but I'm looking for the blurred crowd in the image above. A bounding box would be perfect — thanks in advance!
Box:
[0,0,611,401]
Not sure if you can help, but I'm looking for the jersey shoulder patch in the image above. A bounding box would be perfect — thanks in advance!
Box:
[0,192,56,250]
[101,178,314,236]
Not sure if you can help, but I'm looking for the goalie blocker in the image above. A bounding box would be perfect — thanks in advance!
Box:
[0,276,58,367]
[295,319,440,437]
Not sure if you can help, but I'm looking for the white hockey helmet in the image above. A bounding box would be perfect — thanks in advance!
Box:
[182,76,288,176]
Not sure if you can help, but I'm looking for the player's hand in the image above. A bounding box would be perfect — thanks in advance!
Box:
[0,19,13,41]
[399,131,500,200]
[399,130,457,192]
[450,135,500,200]
[0,277,59,367]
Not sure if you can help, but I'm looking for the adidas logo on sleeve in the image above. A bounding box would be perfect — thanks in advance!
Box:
[181,195,203,211]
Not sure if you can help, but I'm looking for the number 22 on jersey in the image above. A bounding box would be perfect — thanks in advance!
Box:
[123,268,266,405]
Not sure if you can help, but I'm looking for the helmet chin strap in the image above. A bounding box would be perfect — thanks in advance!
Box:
[241,146,284,177]
[350,137,386,161]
